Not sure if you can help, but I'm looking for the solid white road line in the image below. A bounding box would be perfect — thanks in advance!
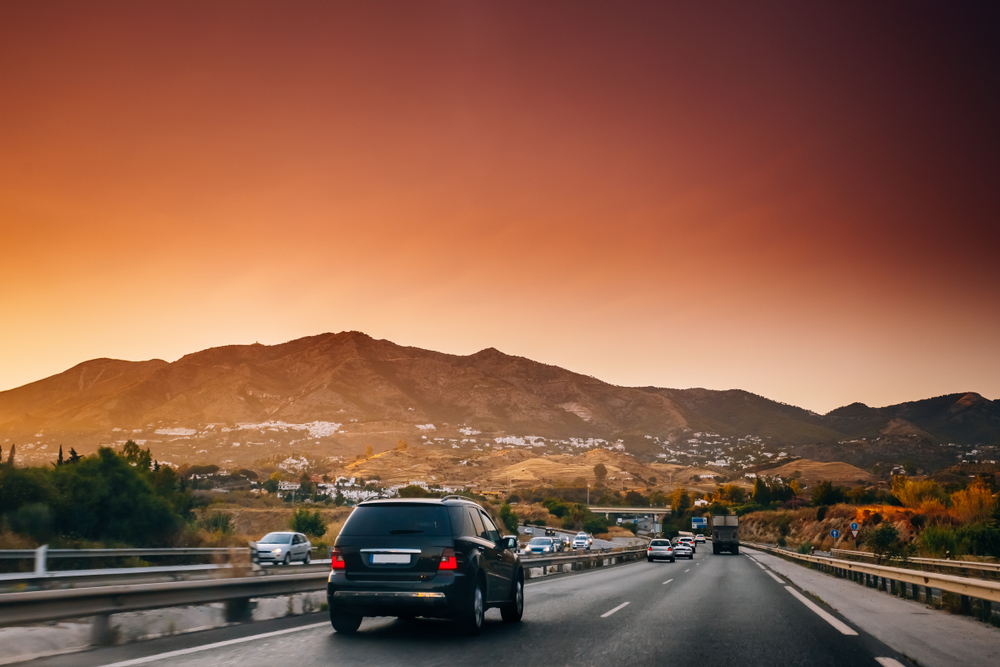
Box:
[96,622,328,667]
[875,658,906,667]
[766,571,784,583]
[662,579,674,585]
[601,602,631,618]
[784,586,858,636]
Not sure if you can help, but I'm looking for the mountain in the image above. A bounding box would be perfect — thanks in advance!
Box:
[0,332,996,472]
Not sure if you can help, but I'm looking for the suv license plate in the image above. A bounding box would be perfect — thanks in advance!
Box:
[371,554,411,564]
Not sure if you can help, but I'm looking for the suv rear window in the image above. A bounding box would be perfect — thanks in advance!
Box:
[650,540,670,546]
[340,505,452,536]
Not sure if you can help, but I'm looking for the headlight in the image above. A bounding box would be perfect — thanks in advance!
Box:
[543,547,550,552]
[272,548,282,554]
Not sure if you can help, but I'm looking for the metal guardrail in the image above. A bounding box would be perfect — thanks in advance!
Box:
[830,548,1000,576]
[744,542,1000,605]
[0,547,647,634]
[0,547,248,560]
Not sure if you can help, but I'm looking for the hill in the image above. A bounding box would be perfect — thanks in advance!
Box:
[0,332,996,475]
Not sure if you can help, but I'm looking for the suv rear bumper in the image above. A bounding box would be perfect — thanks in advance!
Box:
[327,571,470,618]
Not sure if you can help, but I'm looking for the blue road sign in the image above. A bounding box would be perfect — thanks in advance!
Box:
[831,529,840,538]
[850,522,859,531]
[691,517,707,528]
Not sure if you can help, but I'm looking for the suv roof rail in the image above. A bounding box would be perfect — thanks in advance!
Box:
[441,494,471,502]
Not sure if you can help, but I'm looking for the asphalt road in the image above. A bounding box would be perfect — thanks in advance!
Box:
[27,548,917,667]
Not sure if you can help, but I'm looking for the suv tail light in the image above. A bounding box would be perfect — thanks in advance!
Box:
[438,548,458,571]
[648,547,652,552]
[330,547,345,570]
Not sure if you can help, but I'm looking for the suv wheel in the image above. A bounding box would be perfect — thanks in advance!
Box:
[303,552,310,565]
[500,574,524,623]
[460,578,485,635]
[330,610,362,634]
[282,553,291,566]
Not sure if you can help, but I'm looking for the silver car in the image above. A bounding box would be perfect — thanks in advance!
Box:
[647,539,675,562]
[672,542,694,560]
[256,531,312,565]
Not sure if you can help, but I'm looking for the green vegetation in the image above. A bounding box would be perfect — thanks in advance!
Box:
[499,503,519,533]
[290,508,327,538]
[0,443,191,547]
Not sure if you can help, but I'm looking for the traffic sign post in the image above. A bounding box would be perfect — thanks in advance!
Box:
[831,529,840,539]
[850,522,859,539]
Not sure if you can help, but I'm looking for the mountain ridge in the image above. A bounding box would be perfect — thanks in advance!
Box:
[0,332,996,471]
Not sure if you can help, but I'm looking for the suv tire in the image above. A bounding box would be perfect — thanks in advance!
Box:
[500,574,524,623]
[330,610,362,634]
[459,577,485,635]
[304,552,311,565]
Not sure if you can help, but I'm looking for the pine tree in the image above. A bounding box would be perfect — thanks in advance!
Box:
[68,447,82,463]
[57,445,65,466]
[6,443,14,467]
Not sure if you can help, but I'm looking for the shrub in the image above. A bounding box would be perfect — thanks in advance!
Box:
[583,516,607,534]
[811,481,845,506]
[816,506,828,522]
[957,523,1000,558]
[200,511,233,535]
[950,480,996,524]
[776,536,787,547]
[797,542,813,554]
[921,524,958,557]
[290,509,327,538]
[499,503,519,533]
[622,522,638,535]
[7,503,53,543]
[862,523,914,564]
[892,476,946,508]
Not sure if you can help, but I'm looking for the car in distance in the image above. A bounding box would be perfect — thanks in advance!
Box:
[327,497,524,635]
[526,537,557,554]
[255,532,312,565]
[672,542,694,559]
[647,539,675,562]
[544,527,556,536]
[572,532,591,550]
[695,535,706,544]
[559,535,571,550]
[677,536,696,552]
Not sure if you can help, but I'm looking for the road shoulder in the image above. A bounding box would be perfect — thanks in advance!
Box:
[744,548,1000,667]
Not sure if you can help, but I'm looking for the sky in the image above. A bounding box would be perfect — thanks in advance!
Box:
[1,1,998,414]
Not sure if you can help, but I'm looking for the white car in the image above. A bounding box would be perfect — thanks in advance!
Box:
[647,539,675,562]
[673,542,694,559]
[572,532,591,550]
[255,531,312,565]
[677,536,696,552]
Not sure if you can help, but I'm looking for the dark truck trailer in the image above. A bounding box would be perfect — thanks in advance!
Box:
[711,515,739,555]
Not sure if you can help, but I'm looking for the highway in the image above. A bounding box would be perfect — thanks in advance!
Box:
[26,549,916,667]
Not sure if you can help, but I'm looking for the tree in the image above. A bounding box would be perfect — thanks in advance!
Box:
[499,503,519,533]
[811,480,845,506]
[891,476,945,508]
[671,487,691,515]
[290,508,327,538]
[862,523,914,565]
[298,473,314,496]
[262,479,279,494]
[951,479,996,524]
[593,463,608,486]
[751,478,771,505]
[624,490,649,507]
[6,444,14,467]
[56,446,64,466]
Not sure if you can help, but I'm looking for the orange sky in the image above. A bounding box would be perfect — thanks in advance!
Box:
[2,2,998,413]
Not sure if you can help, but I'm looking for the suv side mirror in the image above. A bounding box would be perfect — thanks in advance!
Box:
[500,536,518,551]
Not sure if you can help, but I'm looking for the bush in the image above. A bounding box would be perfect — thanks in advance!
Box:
[290,509,327,538]
[583,516,607,534]
[957,523,1000,558]
[776,536,787,547]
[797,542,813,554]
[499,503,519,533]
[921,524,958,557]
[622,522,638,535]
[862,523,914,564]
[816,506,828,522]
[200,511,233,535]
[7,503,53,543]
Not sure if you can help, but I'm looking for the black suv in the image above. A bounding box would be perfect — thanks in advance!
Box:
[327,496,524,635]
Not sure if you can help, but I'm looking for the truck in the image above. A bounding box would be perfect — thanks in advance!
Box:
[711,515,739,555]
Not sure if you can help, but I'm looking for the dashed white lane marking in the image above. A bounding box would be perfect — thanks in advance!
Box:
[95,622,327,666]
[601,602,631,618]
[662,579,674,585]
[784,586,858,636]
[766,571,784,583]
[685,569,691,572]
[875,659,906,667]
